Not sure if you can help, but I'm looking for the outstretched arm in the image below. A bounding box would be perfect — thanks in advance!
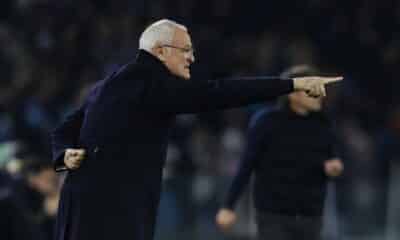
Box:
[144,76,293,114]
[142,75,342,114]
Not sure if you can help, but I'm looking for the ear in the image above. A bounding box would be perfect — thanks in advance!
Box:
[153,46,166,62]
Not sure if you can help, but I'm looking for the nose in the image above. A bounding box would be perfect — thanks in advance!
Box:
[188,52,195,64]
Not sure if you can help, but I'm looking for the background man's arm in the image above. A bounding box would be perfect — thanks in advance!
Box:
[216,113,270,230]
[222,113,268,210]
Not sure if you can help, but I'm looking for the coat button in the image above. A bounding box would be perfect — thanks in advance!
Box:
[93,146,99,153]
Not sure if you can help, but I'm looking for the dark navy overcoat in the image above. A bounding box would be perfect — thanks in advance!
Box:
[51,50,293,240]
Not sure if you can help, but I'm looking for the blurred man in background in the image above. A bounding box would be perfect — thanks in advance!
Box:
[52,19,341,240]
[1,157,61,240]
[0,169,37,240]
[24,160,60,240]
[216,65,343,240]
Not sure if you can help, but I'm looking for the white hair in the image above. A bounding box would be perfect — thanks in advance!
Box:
[139,19,187,52]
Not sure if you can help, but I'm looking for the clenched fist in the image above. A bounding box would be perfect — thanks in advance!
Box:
[64,148,86,170]
[324,158,344,177]
[216,208,237,231]
[293,76,343,98]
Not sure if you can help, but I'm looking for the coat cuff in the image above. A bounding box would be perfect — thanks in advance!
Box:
[53,150,68,172]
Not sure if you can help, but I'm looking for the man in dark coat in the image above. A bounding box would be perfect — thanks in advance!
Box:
[215,65,344,240]
[51,19,342,240]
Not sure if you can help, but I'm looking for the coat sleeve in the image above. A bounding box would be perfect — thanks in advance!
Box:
[51,103,87,172]
[142,76,293,114]
[223,112,271,209]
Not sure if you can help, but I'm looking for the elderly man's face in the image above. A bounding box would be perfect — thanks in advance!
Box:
[158,28,195,79]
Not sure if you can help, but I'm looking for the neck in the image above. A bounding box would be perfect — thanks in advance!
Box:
[289,102,310,116]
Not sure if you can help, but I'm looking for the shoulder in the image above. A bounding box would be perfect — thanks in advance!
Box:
[249,106,282,129]
[104,62,148,90]
[110,62,140,81]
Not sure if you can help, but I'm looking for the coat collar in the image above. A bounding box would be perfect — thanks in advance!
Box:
[134,49,169,75]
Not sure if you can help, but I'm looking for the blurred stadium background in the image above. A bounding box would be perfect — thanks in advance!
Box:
[1,0,400,239]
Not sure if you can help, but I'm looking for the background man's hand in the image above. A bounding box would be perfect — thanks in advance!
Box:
[324,158,344,177]
[64,148,86,170]
[293,76,343,98]
[216,208,237,231]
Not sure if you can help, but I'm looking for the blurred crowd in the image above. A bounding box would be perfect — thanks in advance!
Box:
[1,0,400,240]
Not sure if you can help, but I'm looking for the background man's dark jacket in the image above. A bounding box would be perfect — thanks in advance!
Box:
[51,50,293,240]
[224,106,337,216]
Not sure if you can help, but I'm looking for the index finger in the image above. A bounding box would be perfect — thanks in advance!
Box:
[322,76,343,84]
